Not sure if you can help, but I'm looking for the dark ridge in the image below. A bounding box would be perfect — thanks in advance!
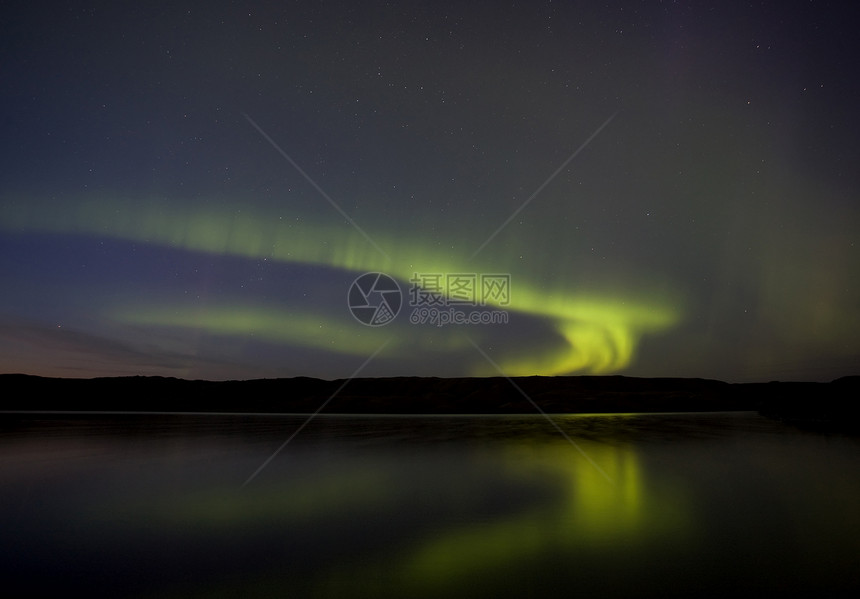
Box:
[3,374,859,428]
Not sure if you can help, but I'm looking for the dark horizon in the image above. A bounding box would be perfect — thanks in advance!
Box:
[4,373,858,426]
[3,370,860,384]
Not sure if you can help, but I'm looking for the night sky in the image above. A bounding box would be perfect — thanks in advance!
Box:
[2,1,858,382]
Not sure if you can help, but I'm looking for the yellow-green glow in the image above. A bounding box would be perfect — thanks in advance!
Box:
[0,194,683,375]
[115,305,394,357]
[481,299,676,375]
[108,433,692,597]
[382,440,677,589]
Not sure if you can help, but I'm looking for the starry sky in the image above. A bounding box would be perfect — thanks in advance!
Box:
[1,1,858,382]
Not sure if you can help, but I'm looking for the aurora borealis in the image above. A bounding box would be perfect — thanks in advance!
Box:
[2,1,858,381]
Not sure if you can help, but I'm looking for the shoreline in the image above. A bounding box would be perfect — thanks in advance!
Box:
[3,374,858,429]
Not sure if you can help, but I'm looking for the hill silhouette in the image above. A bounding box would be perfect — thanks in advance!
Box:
[2,374,858,430]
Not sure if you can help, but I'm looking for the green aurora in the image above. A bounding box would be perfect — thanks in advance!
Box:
[3,1,859,381]
[1,194,682,376]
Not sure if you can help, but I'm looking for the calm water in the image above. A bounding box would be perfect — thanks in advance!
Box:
[1,411,858,598]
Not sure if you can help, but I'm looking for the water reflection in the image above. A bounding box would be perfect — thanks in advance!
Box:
[377,441,671,590]
[1,413,858,598]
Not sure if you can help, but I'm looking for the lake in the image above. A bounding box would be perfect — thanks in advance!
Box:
[1,411,858,598]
